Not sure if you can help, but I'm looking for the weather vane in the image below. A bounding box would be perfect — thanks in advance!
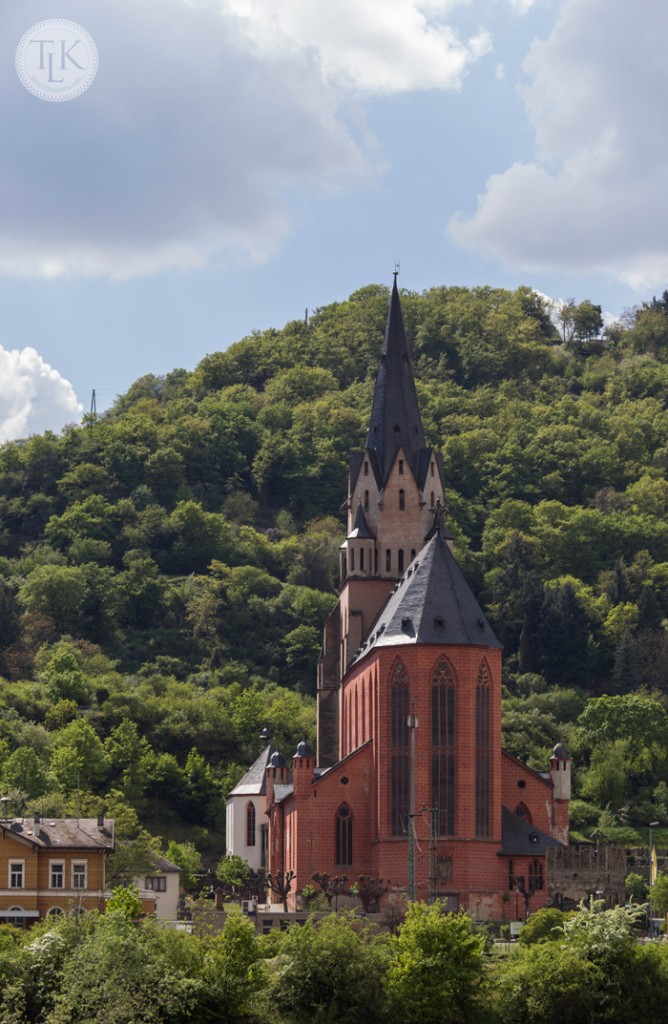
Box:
[394,260,400,279]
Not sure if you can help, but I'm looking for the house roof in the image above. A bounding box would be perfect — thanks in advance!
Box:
[498,806,565,857]
[365,278,426,487]
[273,784,293,804]
[0,817,114,850]
[350,528,501,665]
[228,744,273,797]
[149,853,181,874]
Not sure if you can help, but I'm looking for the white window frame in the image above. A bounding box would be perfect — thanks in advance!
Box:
[46,907,65,919]
[72,861,87,890]
[8,861,24,889]
[145,875,166,892]
[49,860,65,890]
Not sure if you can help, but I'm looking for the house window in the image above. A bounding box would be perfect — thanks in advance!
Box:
[50,862,64,889]
[246,802,256,847]
[146,876,167,892]
[7,907,25,928]
[46,907,64,919]
[475,661,491,837]
[398,549,404,574]
[386,549,391,573]
[399,489,405,510]
[350,548,355,572]
[391,659,410,836]
[432,657,456,836]
[72,862,87,889]
[335,805,353,866]
[9,862,24,889]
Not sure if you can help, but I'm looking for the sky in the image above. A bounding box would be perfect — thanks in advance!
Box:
[1,0,667,441]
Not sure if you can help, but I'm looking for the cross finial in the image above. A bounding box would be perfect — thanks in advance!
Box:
[430,497,447,536]
[393,260,400,280]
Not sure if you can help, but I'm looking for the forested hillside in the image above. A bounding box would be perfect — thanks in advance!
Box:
[1,282,667,859]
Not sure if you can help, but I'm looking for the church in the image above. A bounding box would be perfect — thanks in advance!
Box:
[226,278,570,918]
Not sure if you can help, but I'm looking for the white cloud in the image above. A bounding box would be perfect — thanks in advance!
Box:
[0,347,82,442]
[449,0,668,291]
[0,0,489,281]
[225,1,489,94]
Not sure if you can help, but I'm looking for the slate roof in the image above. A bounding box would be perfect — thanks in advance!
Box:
[273,784,294,804]
[350,529,501,665]
[499,806,565,856]
[1,817,114,850]
[365,278,426,486]
[228,744,273,797]
[347,502,375,540]
[149,853,181,873]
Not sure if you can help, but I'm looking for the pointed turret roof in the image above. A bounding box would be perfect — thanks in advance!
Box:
[365,277,426,485]
[350,531,501,664]
[347,501,375,540]
[228,744,273,797]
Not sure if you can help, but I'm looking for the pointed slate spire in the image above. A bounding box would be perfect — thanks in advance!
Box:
[365,275,426,485]
[348,500,375,539]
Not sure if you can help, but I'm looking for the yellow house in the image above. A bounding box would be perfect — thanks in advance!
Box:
[0,814,114,926]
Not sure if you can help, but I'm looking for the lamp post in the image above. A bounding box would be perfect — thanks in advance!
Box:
[407,713,418,902]
[648,820,659,937]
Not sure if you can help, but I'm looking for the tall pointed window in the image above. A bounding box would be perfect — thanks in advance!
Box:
[386,549,391,573]
[391,659,409,835]
[246,802,256,847]
[475,661,491,837]
[399,489,405,510]
[336,805,353,866]
[432,657,455,835]
[398,549,404,574]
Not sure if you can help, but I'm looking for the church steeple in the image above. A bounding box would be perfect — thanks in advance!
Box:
[365,276,425,486]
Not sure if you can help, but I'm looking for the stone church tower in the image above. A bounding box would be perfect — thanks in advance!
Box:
[228,278,570,917]
[317,275,447,768]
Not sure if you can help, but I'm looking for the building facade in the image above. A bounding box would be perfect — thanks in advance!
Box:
[230,279,571,919]
[0,814,114,925]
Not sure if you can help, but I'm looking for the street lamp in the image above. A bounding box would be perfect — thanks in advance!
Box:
[648,821,659,938]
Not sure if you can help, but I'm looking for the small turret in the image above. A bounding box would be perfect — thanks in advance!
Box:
[292,740,314,798]
[550,743,571,801]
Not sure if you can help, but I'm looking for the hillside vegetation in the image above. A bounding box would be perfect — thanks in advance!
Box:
[1,282,667,857]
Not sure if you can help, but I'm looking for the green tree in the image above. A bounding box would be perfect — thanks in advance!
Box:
[106,884,142,919]
[651,872,668,916]
[165,840,201,892]
[387,903,489,1024]
[270,912,389,1024]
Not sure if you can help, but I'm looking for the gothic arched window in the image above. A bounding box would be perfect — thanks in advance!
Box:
[246,802,256,847]
[335,805,353,866]
[514,802,532,823]
[475,661,491,837]
[391,659,409,835]
[399,489,405,510]
[432,656,455,835]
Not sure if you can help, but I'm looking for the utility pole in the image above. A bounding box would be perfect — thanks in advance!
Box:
[428,806,438,904]
[407,713,418,901]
